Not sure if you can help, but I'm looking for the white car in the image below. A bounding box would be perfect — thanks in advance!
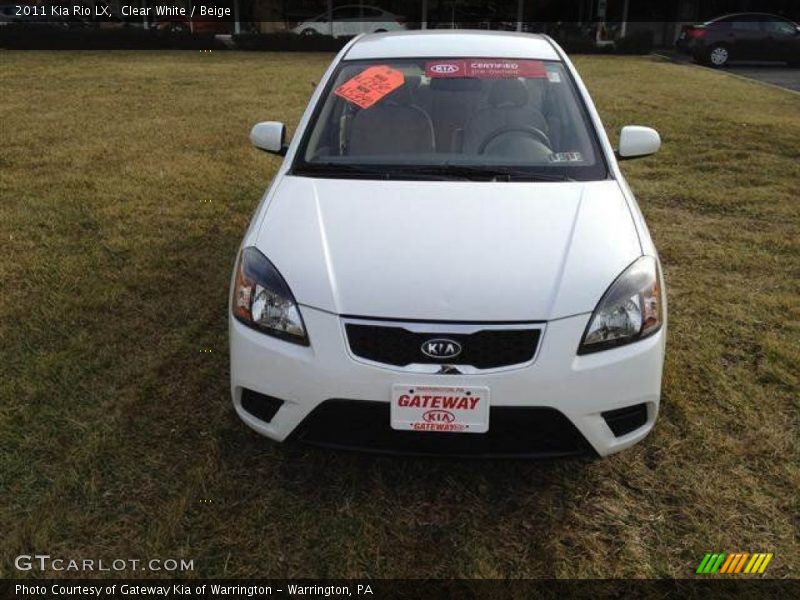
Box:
[231,31,666,458]
[292,5,406,38]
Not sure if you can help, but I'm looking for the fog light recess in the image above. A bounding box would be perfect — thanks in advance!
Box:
[240,388,284,423]
[602,403,648,437]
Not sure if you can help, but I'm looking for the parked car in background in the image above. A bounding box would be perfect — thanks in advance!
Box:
[292,5,406,38]
[677,13,800,67]
[0,4,19,25]
[154,15,232,34]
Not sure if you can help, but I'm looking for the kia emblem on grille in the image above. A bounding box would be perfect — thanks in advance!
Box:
[421,338,462,360]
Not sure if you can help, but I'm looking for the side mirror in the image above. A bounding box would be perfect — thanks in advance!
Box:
[250,121,287,155]
[617,125,661,160]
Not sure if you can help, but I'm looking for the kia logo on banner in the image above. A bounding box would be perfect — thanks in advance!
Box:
[429,63,460,74]
[421,338,462,360]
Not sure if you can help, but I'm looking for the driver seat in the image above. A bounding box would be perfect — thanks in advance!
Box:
[461,79,548,155]
[347,76,435,156]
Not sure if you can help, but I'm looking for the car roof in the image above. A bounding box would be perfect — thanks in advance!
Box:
[335,4,388,10]
[311,5,389,18]
[708,12,792,22]
[344,30,560,61]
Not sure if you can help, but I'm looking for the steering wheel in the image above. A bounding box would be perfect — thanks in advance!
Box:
[478,126,552,155]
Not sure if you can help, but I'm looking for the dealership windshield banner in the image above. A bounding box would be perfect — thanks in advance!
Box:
[425,59,547,79]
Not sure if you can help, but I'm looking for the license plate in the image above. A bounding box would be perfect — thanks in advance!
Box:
[390,385,490,434]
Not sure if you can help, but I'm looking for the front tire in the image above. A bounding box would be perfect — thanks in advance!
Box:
[706,44,730,68]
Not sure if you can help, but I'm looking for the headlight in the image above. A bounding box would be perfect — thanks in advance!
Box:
[231,247,309,346]
[578,256,663,354]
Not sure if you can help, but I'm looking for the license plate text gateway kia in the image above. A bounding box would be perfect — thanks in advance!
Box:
[390,385,490,433]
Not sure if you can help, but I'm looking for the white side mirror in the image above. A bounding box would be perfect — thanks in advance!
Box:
[618,125,661,160]
[250,121,287,155]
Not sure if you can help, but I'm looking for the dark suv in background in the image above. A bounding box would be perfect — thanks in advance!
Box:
[677,13,800,67]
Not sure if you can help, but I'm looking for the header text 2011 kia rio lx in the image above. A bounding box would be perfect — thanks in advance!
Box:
[230,31,666,458]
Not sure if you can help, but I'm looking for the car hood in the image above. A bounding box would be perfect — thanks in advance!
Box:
[253,176,642,321]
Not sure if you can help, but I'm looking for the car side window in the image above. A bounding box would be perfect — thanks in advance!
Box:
[731,20,760,32]
[762,20,796,35]
[335,7,363,19]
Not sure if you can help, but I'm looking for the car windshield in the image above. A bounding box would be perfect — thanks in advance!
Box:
[294,57,607,181]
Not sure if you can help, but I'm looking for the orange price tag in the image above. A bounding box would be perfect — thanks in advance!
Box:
[334,65,405,109]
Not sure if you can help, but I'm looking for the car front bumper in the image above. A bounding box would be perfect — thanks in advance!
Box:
[229,306,665,457]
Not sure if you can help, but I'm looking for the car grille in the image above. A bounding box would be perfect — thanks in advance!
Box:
[293,400,594,458]
[344,322,541,369]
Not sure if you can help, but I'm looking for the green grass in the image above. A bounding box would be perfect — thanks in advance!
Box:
[0,51,798,579]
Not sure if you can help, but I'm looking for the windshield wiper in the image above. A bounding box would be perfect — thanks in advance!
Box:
[409,165,576,182]
[294,162,460,181]
[294,162,575,182]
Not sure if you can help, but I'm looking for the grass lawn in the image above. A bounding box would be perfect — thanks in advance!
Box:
[0,51,798,579]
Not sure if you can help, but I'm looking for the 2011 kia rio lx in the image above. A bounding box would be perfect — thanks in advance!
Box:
[230,30,666,458]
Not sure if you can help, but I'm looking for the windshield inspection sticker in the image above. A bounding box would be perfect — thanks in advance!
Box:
[334,65,405,109]
[547,70,562,83]
[549,151,584,163]
[425,59,547,79]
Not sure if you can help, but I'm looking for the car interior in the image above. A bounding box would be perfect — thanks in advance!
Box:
[306,62,596,166]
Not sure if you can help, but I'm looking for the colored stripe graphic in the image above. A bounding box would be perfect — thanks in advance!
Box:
[710,553,726,573]
[744,554,760,573]
[734,553,749,573]
[697,553,726,574]
[703,554,719,574]
[758,554,773,573]
[719,554,736,573]
[745,553,774,574]
[720,553,738,574]
[696,554,712,574]
[700,552,773,575]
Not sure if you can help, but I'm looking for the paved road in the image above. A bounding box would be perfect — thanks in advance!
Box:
[725,65,800,92]
[658,52,800,92]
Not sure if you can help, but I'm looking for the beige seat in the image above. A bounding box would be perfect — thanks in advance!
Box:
[348,76,435,156]
[462,79,549,154]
